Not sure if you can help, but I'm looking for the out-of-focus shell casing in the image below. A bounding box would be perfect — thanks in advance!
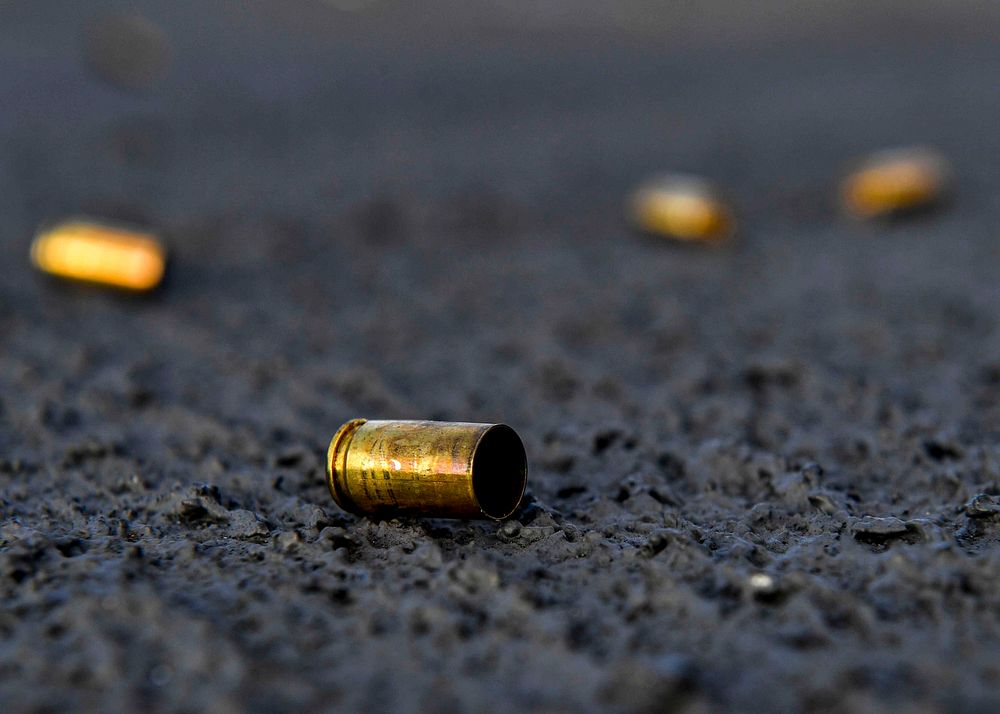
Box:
[30,218,166,291]
[629,174,735,242]
[841,147,951,219]
[327,419,527,520]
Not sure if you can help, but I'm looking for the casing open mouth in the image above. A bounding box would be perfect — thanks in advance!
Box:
[471,424,528,519]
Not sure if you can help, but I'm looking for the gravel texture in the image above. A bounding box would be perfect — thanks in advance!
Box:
[3,2,1000,711]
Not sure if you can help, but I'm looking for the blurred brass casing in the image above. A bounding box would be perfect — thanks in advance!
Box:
[841,147,951,219]
[629,174,735,242]
[327,419,528,520]
[30,218,166,291]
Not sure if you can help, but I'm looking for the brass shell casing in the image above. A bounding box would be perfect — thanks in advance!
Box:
[629,174,735,243]
[327,419,528,520]
[30,218,167,291]
[841,147,951,219]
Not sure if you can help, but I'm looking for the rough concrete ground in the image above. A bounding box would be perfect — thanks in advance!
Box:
[2,1,1000,711]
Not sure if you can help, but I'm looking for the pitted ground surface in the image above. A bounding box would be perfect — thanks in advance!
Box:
[3,2,1000,711]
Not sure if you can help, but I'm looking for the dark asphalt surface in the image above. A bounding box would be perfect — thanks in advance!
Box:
[3,2,1000,711]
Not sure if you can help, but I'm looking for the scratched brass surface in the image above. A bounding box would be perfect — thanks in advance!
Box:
[327,419,527,520]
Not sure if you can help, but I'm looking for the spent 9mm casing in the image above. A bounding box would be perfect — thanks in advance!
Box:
[840,146,951,219]
[326,419,528,520]
[30,218,167,291]
[628,174,735,243]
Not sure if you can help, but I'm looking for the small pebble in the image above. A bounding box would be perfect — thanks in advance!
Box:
[628,174,734,242]
[841,146,951,219]
[965,494,1000,518]
[498,520,523,541]
[749,572,781,601]
[850,515,921,544]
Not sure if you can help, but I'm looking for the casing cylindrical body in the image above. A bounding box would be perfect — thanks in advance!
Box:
[327,419,527,520]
